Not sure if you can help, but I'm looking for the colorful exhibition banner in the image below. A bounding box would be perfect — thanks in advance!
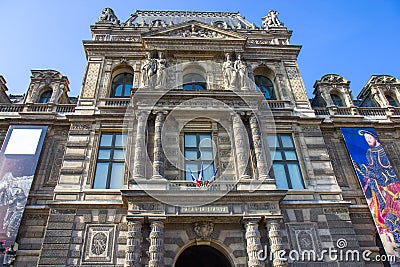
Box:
[0,125,47,251]
[341,128,400,259]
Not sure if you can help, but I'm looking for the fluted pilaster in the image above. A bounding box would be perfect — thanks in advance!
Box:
[125,221,142,267]
[232,114,250,179]
[152,111,164,179]
[133,111,147,179]
[148,221,164,267]
[244,221,262,267]
[249,114,269,179]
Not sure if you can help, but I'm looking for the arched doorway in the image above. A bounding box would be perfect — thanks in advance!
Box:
[175,245,231,267]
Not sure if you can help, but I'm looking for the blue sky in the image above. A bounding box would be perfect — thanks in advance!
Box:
[0,0,399,99]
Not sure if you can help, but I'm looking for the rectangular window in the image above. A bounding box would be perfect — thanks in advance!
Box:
[93,133,127,189]
[184,133,214,181]
[268,135,304,189]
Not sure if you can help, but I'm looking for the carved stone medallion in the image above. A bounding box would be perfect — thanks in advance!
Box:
[193,222,214,240]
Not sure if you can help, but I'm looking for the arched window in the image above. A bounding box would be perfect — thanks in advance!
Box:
[183,73,207,90]
[38,90,52,103]
[254,75,276,100]
[386,94,398,107]
[111,73,133,97]
[330,93,344,107]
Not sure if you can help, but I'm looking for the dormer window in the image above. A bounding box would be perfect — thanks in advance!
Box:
[330,93,344,107]
[38,90,52,103]
[183,73,207,90]
[386,95,398,107]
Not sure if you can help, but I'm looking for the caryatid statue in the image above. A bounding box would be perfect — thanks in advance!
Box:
[222,53,236,89]
[234,54,249,90]
[140,52,157,88]
[156,51,167,88]
[262,10,283,29]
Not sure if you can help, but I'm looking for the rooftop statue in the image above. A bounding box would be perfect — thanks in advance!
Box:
[262,10,283,29]
[98,8,119,24]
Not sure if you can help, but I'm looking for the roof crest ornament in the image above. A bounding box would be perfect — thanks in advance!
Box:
[261,10,284,30]
[97,8,120,25]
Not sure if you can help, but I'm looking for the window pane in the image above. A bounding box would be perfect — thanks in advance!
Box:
[186,163,198,181]
[200,150,213,160]
[203,163,214,181]
[199,135,212,147]
[109,163,124,189]
[124,86,131,96]
[114,134,127,147]
[270,150,282,160]
[281,135,294,148]
[183,84,193,90]
[100,134,113,146]
[113,149,125,160]
[194,84,206,90]
[114,85,123,96]
[185,134,196,147]
[287,163,304,189]
[93,163,109,189]
[98,149,111,160]
[267,136,278,148]
[185,150,198,160]
[273,163,288,189]
[284,150,297,160]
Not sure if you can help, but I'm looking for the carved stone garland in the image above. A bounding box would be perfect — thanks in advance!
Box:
[267,220,287,267]
[125,221,142,267]
[244,221,262,267]
[148,221,164,267]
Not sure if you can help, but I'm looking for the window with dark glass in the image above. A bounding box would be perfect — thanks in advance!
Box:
[183,73,207,90]
[386,95,398,107]
[330,93,344,107]
[268,135,304,189]
[184,133,214,181]
[38,90,52,103]
[93,133,127,189]
[111,73,133,97]
[254,75,276,100]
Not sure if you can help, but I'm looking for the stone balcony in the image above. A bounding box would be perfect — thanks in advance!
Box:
[313,106,400,119]
[0,103,76,114]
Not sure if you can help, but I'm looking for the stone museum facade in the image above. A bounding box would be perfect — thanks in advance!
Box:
[0,8,399,267]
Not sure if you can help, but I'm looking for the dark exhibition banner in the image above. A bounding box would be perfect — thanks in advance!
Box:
[0,125,47,251]
[341,128,400,259]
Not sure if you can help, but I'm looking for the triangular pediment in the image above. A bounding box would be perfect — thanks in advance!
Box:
[142,20,247,40]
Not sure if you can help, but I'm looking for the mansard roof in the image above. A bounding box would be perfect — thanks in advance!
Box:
[126,10,255,29]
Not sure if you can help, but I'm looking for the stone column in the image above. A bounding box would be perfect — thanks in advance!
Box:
[244,220,262,267]
[133,111,147,179]
[152,111,164,179]
[148,221,164,267]
[266,220,287,267]
[125,221,142,267]
[249,114,269,179]
[232,114,250,179]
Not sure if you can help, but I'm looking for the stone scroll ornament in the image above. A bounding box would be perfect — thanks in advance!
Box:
[341,128,400,262]
[0,125,47,262]
[189,164,219,189]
